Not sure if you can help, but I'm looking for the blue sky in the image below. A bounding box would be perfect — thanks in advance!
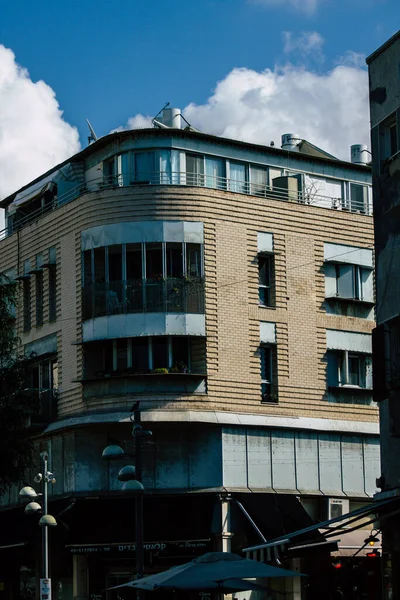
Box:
[0,0,399,201]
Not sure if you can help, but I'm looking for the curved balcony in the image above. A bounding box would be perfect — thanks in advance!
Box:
[82,277,204,320]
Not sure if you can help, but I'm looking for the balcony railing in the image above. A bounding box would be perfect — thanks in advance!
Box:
[1,171,372,240]
[82,277,205,320]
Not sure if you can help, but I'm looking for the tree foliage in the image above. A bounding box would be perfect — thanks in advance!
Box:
[0,278,38,494]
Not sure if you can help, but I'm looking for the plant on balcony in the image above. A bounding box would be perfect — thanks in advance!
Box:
[169,362,190,374]
[152,367,169,374]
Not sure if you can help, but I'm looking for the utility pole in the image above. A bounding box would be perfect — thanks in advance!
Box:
[133,403,144,583]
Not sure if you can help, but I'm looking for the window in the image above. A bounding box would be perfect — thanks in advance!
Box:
[260,345,278,403]
[379,112,398,163]
[30,356,58,418]
[83,336,194,377]
[327,350,372,389]
[258,255,274,307]
[135,152,155,182]
[250,166,268,196]
[326,264,373,302]
[186,154,204,186]
[229,162,247,193]
[166,243,183,278]
[23,278,31,331]
[205,157,225,189]
[35,271,44,326]
[48,266,57,321]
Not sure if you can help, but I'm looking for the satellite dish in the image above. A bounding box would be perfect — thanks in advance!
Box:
[86,119,98,144]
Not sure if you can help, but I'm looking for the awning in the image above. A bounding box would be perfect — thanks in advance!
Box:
[8,177,56,214]
[243,496,400,557]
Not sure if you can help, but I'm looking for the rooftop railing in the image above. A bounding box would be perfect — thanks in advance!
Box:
[82,277,205,320]
[0,171,372,240]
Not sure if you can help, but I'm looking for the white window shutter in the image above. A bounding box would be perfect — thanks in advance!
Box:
[325,263,337,297]
[361,269,374,302]
[337,265,354,298]
[365,355,373,390]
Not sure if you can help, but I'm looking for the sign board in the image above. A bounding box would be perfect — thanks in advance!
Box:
[67,539,212,558]
[40,578,51,600]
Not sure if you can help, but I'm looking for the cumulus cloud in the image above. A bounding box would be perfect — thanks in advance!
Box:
[0,45,80,202]
[282,31,325,60]
[250,0,322,16]
[181,63,369,160]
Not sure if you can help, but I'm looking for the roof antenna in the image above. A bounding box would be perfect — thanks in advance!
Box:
[86,119,98,145]
[152,102,170,129]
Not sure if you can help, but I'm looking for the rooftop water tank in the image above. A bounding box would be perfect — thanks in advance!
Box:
[160,107,182,129]
[351,144,369,165]
[281,133,302,152]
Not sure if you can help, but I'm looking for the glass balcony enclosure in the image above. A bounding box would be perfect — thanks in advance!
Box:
[82,241,204,320]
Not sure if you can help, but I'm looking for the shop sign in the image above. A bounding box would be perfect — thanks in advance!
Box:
[67,539,212,557]
[40,578,51,600]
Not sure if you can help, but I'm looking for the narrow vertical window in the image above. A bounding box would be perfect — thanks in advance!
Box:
[258,255,273,307]
[260,345,277,403]
[48,266,57,321]
[23,278,31,331]
[36,271,44,326]
[186,154,204,186]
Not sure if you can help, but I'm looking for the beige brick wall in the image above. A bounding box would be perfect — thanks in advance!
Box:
[0,184,376,423]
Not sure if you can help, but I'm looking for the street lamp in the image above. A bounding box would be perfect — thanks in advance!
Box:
[102,402,151,592]
[19,451,57,598]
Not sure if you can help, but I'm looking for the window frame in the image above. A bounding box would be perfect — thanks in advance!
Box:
[258,253,274,307]
[260,344,278,404]
[327,349,372,390]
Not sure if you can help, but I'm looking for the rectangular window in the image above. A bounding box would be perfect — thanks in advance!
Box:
[250,166,268,196]
[135,152,155,182]
[126,243,142,280]
[205,157,225,189]
[380,112,398,164]
[108,245,123,282]
[186,243,201,278]
[327,350,372,389]
[152,337,169,370]
[131,338,149,373]
[186,154,204,186]
[229,162,247,193]
[331,264,373,302]
[349,183,366,213]
[35,271,44,326]
[23,278,31,331]
[30,356,58,419]
[48,266,57,321]
[171,337,189,370]
[146,243,163,279]
[93,247,106,283]
[166,243,183,278]
[258,255,274,307]
[260,345,278,403]
[115,338,128,372]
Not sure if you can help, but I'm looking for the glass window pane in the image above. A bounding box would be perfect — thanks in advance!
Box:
[108,245,122,282]
[94,248,106,283]
[186,154,204,186]
[116,339,128,372]
[166,243,183,278]
[350,184,365,212]
[250,166,267,196]
[348,355,360,386]
[146,243,163,279]
[230,162,247,193]
[131,338,149,373]
[135,152,155,182]
[152,337,169,370]
[261,347,272,382]
[83,250,92,286]
[126,243,142,280]
[186,244,201,278]
[205,157,225,189]
[337,264,355,299]
[258,255,272,306]
[172,338,189,369]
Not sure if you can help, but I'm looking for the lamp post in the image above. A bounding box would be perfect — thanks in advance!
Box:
[102,402,151,593]
[19,451,57,600]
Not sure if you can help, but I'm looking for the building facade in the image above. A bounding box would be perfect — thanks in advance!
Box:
[367,30,400,600]
[0,115,377,599]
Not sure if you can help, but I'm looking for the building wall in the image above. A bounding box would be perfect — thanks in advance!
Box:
[0,183,375,423]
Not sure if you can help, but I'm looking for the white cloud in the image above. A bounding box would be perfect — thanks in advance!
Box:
[0,45,80,203]
[179,62,369,161]
[283,31,325,59]
[250,0,322,15]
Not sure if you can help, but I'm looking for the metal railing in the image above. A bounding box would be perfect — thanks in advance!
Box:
[82,277,205,320]
[0,170,372,240]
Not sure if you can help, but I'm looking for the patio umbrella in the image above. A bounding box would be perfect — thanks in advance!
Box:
[108,551,303,592]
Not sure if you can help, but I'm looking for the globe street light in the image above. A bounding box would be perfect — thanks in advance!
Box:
[102,402,151,597]
[19,451,57,597]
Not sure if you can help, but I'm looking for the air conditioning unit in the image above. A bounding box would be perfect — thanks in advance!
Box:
[324,498,350,523]
[272,176,299,202]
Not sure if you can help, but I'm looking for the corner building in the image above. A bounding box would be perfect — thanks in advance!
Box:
[0,115,378,599]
